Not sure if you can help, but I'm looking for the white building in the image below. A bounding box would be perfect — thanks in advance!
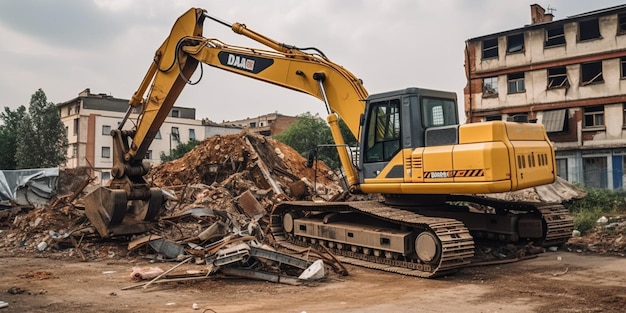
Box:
[464,4,626,189]
[57,89,207,182]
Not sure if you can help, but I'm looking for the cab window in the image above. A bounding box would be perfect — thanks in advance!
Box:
[364,99,401,163]
[422,97,457,128]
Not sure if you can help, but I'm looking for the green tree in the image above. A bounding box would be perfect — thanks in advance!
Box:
[0,106,27,169]
[274,112,356,170]
[14,89,68,169]
[160,139,201,162]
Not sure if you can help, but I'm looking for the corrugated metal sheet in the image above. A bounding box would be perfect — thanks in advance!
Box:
[543,109,567,132]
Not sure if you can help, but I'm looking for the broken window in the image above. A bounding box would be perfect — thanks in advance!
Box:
[507,33,524,54]
[507,72,525,94]
[579,18,601,41]
[580,61,603,85]
[102,125,111,135]
[483,77,498,96]
[482,38,498,59]
[583,105,604,128]
[249,122,256,128]
[102,146,111,158]
[545,26,565,47]
[619,13,626,34]
[547,66,569,89]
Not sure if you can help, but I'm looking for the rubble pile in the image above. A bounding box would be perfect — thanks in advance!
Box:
[150,132,343,201]
[0,132,347,285]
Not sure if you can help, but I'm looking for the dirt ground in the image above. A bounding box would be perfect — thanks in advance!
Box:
[1,250,625,313]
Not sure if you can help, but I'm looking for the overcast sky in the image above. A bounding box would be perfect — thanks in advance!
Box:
[1,0,624,124]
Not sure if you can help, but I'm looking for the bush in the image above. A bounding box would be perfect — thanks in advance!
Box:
[572,206,602,235]
[566,187,626,213]
[565,186,626,235]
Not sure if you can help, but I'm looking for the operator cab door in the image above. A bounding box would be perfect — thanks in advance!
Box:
[359,88,459,185]
[360,97,403,182]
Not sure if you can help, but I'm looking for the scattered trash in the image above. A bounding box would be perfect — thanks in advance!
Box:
[572,230,581,237]
[597,216,608,224]
[130,267,165,281]
[552,267,569,276]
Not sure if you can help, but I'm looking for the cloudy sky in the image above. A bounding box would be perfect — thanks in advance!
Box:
[1,0,624,123]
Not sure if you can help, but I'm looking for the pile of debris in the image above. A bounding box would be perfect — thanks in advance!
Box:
[0,132,348,285]
[565,215,626,255]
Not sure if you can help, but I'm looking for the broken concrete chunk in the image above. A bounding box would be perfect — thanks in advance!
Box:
[298,259,325,281]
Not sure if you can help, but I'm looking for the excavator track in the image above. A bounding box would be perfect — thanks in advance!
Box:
[270,201,475,278]
[448,195,574,247]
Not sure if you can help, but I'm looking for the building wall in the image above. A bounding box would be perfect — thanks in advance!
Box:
[464,5,626,190]
[57,90,206,184]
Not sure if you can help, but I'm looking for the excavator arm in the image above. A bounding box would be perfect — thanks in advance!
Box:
[84,8,369,237]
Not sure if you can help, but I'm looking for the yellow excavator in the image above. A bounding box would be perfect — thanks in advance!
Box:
[84,8,573,277]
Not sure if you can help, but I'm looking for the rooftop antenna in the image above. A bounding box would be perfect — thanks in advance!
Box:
[546,6,557,15]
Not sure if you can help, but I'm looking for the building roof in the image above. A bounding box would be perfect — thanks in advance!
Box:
[466,4,626,42]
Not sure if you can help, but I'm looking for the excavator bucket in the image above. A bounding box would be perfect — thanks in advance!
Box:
[84,186,164,238]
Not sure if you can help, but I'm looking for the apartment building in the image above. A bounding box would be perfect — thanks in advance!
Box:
[464,4,626,189]
[57,89,205,182]
[220,113,298,136]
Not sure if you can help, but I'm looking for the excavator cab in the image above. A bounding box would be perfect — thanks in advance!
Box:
[357,87,556,195]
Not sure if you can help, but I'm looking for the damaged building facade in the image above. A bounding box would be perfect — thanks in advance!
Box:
[464,4,626,189]
[220,113,299,136]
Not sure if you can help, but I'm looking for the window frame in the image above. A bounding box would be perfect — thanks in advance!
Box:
[507,72,526,94]
[556,158,568,180]
[619,13,626,35]
[102,125,111,136]
[101,146,111,159]
[547,66,569,89]
[482,38,499,59]
[171,127,180,142]
[482,77,498,97]
[621,57,626,79]
[545,25,565,47]
[583,105,605,129]
[189,128,196,141]
[580,61,604,86]
[506,33,524,54]
[622,103,626,128]
[578,18,601,42]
